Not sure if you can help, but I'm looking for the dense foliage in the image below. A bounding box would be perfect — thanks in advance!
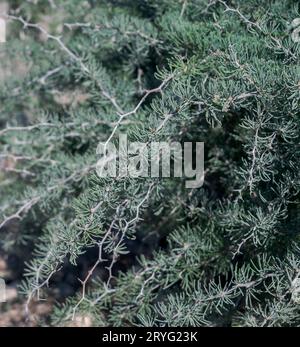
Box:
[0,0,299,326]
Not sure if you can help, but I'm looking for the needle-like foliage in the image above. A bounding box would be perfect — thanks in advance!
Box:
[0,0,299,327]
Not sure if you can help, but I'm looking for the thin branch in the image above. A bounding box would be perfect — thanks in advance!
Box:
[3,15,124,113]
